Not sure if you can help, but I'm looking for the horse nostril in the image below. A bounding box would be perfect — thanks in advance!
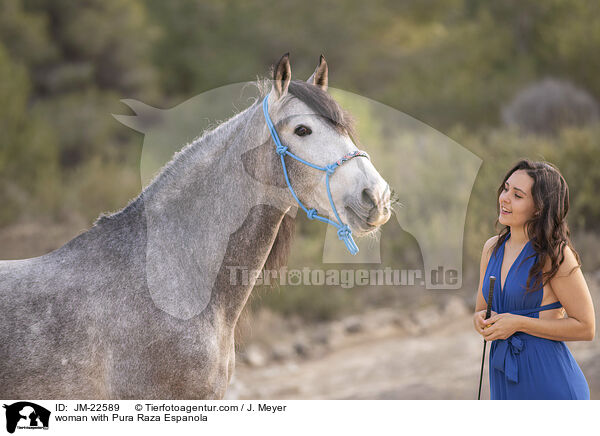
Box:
[362,188,376,208]
[363,184,392,226]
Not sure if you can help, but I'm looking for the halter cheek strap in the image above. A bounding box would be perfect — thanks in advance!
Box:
[262,93,369,255]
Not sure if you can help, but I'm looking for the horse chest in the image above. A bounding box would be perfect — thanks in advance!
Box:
[104,318,235,399]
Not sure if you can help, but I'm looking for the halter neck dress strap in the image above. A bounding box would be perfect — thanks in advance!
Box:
[508,300,562,316]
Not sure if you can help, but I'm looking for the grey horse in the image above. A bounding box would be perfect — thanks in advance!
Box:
[0,54,391,399]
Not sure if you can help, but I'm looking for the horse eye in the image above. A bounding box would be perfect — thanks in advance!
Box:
[294,125,312,137]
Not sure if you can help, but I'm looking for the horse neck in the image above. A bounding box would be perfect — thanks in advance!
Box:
[141,101,290,327]
[211,202,289,328]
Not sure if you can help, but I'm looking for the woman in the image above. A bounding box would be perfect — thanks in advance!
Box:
[473,159,595,399]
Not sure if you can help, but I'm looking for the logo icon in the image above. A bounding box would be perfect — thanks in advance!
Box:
[3,402,50,434]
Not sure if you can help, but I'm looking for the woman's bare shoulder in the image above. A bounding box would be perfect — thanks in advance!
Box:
[481,235,499,264]
[484,235,499,252]
[542,243,580,276]
[485,235,499,246]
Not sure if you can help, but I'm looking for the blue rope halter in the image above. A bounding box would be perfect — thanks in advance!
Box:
[262,93,370,255]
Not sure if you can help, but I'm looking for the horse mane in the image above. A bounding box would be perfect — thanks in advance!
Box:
[256,75,356,137]
[97,76,350,271]
[263,211,295,272]
[286,81,356,137]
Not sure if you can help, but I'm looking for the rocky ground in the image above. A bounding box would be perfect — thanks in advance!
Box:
[226,275,600,400]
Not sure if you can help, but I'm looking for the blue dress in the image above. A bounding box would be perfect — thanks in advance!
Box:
[482,233,589,399]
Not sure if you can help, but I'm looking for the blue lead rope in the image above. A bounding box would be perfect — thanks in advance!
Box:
[262,93,369,255]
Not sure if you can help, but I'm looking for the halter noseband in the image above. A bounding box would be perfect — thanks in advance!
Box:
[262,93,369,255]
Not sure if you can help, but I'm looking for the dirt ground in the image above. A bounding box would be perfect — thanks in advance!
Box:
[2,222,598,400]
[226,274,600,400]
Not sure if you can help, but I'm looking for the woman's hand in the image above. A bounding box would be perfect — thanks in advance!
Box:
[473,310,497,336]
[481,313,523,341]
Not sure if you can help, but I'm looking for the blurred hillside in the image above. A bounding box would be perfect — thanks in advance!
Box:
[1,0,600,319]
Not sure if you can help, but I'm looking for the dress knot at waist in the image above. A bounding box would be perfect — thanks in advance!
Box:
[491,334,524,384]
[489,302,562,384]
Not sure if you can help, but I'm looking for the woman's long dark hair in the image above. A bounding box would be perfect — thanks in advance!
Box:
[491,159,581,293]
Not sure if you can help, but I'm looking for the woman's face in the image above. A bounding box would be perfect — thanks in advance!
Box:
[498,170,537,228]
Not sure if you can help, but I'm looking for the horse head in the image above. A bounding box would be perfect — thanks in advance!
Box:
[264,53,391,238]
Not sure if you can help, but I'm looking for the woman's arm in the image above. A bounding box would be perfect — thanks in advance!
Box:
[482,245,595,342]
[473,236,498,334]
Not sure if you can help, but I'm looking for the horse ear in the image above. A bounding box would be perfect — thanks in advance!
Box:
[307,54,328,91]
[273,52,291,98]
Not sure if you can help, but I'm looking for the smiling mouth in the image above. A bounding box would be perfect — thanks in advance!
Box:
[345,206,378,235]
